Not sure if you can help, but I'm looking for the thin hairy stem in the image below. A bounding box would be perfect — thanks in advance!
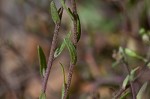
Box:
[63,0,78,99]
[42,23,61,93]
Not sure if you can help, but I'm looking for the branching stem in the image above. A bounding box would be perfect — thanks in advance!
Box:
[63,0,78,99]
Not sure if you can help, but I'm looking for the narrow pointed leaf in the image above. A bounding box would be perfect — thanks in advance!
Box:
[64,38,77,64]
[122,67,139,89]
[58,7,63,19]
[37,46,47,77]
[61,84,65,99]
[67,8,74,20]
[60,0,74,20]
[130,67,139,81]
[122,75,129,89]
[54,41,66,58]
[77,14,81,42]
[59,63,67,99]
[54,31,72,58]
[39,92,46,99]
[124,48,146,62]
[59,63,66,84]
[50,1,60,24]
[120,91,130,99]
[137,82,148,99]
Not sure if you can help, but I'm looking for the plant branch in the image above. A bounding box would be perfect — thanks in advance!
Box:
[122,58,136,99]
[42,23,61,93]
[113,59,150,98]
[113,85,130,99]
[63,0,78,99]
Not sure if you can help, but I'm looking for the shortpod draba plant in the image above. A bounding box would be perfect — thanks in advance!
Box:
[37,0,81,99]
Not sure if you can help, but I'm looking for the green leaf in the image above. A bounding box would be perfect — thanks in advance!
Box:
[54,31,72,58]
[61,83,65,99]
[60,63,66,84]
[124,48,146,62]
[136,82,148,99]
[77,14,81,42]
[57,7,63,19]
[39,92,46,99]
[129,67,139,81]
[37,46,47,77]
[54,41,66,58]
[122,75,129,89]
[122,67,139,89]
[60,0,74,20]
[64,38,77,64]
[120,90,130,99]
[59,63,66,99]
[50,1,60,24]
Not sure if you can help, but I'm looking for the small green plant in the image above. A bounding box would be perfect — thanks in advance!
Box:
[37,0,149,98]
[112,28,150,99]
[37,0,81,99]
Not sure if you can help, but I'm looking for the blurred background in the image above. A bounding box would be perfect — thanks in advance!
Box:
[0,0,150,99]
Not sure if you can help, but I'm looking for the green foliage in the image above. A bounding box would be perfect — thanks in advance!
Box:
[60,63,66,84]
[59,63,66,99]
[54,41,66,58]
[136,82,148,99]
[60,0,74,20]
[77,14,81,42]
[54,31,72,58]
[64,38,77,64]
[124,48,146,62]
[122,67,139,89]
[112,47,147,71]
[39,92,46,99]
[37,46,47,77]
[78,3,118,32]
[122,75,129,89]
[61,83,65,99]
[120,91,130,99]
[129,67,139,81]
[50,1,60,24]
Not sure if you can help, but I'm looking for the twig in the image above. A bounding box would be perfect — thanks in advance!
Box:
[42,23,61,93]
[113,85,130,99]
[122,58,136,99]
[63,0,78,99]
[113,60,150,99]
[41,4,65,93]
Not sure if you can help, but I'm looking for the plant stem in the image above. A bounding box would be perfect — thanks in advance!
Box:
[113,86,130,99]
[42,22,61,93]
[113,60,150,98]
[63,0,78,99]
[122,58,136,99]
